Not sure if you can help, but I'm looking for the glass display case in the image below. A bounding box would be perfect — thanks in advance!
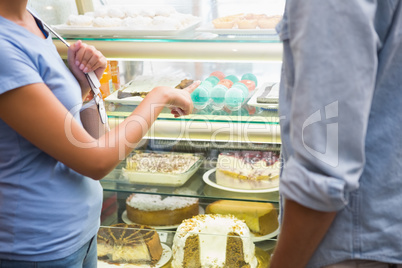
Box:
[44,0,285,266]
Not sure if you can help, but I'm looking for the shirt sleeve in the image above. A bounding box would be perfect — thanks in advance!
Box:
[279,0,381,211]
[0,39,43,95]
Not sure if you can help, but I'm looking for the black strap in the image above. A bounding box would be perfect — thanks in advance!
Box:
[33,17,49,38]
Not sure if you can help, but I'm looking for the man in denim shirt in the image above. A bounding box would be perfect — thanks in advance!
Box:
[271,1,402,267]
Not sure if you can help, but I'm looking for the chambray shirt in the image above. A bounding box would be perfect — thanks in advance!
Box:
[278,0,402,267]
[0,14,102,261]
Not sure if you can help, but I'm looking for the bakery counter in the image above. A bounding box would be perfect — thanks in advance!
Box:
[98,197,278,267]
[99,151,280,266]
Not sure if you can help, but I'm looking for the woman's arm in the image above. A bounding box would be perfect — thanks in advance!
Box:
[0,80,198,180]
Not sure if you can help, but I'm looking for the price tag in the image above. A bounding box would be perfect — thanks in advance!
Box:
[157,231,168,243]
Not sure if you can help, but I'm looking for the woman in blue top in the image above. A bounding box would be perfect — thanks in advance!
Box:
[0,1,197,267]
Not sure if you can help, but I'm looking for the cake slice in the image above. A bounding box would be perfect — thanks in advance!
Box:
[206,200,279,236]
[97,223,163,265]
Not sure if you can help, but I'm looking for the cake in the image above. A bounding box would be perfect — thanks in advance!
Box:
[216,151,280,190]
[126,193,199,226]
[171,214,258,268]
[206,200,279,236]
[97,223,163,265]
[125,151,200,174]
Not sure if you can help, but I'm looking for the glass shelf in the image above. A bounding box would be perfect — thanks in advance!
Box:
[106,105,281,144]
[107,104,279,122]
[53,38,283,61]
[52,31,281,42]
[101,166,280,204]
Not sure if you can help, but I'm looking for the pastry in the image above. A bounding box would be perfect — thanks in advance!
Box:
[212,17,236,29]
[210,71,225,80]
[236,17,258,29]
[66,14,93,27]
[97,223,163,265]
[63,6,199,31]
[206,200,279,236]
[171,214,258,268]
[125,151,200,174]
[239,80,256,92]
[175,79,194,89]
[126,193,199,226]
[257,15,282,29]
[216,151,280,190]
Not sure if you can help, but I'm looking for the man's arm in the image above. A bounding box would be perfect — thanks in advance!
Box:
[270,199,337,268]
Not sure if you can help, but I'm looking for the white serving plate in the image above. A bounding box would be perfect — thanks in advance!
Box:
[97,243,171,268]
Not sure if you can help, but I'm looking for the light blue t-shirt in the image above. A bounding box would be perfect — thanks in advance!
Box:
[0,15,103,261]
[278,0,402,267]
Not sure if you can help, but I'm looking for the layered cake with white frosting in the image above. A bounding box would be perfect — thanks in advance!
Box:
[216,151,280,190]
[172,214,257,268]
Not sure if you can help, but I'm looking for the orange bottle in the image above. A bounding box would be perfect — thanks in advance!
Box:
[110,60,120,93]
[99,61,112,99]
